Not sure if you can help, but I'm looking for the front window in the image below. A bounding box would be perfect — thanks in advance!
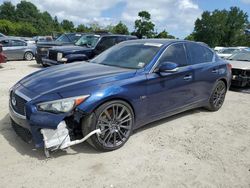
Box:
[75,35,100,48]
[228,52,250,61]
[91,43,161,69]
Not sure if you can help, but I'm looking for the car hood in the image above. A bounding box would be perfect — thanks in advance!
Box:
[228,60,250,70]
[19,62,136,96]
[51,45,89,53]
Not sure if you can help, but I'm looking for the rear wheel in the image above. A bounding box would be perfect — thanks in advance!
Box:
[24,52,33,61]
[82,100,134,151]
[206,80,227,111]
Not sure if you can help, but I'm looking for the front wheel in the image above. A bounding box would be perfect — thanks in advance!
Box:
[206,80,227,111]
[82,100,134,151]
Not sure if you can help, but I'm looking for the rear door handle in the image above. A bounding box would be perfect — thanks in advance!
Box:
[183,75,192,80]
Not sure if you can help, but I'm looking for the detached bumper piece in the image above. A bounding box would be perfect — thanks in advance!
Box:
[11,119,32,143]
[231,69,250,87]
[41,121,101,158]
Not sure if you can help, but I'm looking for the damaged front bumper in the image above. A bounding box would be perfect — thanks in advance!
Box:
[41,121,100,157]
[9,90,100,157]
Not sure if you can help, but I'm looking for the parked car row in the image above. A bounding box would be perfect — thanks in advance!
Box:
[215,46,248,59]
[9,39,232,157]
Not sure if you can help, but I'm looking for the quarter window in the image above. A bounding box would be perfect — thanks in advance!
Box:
[159,43,188,67]
[186,43,214,64]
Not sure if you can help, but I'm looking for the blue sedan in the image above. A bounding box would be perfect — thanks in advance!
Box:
[9,39,231,157]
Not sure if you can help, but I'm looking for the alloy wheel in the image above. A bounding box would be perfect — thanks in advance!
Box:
[96,103,133,148]
[213,82,226,108]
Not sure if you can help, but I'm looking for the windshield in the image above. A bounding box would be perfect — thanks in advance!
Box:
[219,49,238,54]
[75,35,100,48]
[56,34,82,43]
[91,43,161,69]
[228,52,250,61]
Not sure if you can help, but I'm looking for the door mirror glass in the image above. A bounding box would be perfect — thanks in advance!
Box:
[158,62,179,73]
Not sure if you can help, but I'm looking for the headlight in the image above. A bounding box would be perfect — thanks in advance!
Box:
[57,52,63,61]
[37,95,90,113]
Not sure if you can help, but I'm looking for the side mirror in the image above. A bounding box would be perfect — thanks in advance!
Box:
[0,44,3,53]
[158,62,179,74]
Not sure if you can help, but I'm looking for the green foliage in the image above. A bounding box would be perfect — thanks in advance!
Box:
[61,19,75,32]
[0,1,176,39]
[111,21,129,35]
[0,2,16,21]
[192,7,249,47]
[0,19,16,35]
[155,30,175,39]
[134,11,155,38]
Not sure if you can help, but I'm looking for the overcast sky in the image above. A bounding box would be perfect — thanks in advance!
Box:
[1,0,250,38]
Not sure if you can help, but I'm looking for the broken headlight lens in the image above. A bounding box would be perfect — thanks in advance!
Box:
[37,95,90,113]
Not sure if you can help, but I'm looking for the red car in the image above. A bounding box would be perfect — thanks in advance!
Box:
[0,44,7,64]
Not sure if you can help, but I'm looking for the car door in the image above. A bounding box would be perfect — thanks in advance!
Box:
[185,42,219,101]
[146,42,196,119]
[9,40,27,60]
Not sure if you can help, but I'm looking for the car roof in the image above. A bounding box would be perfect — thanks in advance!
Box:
[0,37,26,41]
[121,39,208,46]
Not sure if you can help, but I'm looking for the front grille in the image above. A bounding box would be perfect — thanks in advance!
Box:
[11,119,32,143]
[48,50,58,61]
[10,91,27,116]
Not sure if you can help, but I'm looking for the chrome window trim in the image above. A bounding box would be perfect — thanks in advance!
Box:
[149,42,216,73]
[149,42,187,73]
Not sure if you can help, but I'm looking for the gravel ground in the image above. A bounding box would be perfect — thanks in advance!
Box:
[0,61,250,188]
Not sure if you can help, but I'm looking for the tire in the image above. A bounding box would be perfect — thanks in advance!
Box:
[82,100,134,151]
[24,52,34,61]
[41,61,48,67]
[206,80,227,111]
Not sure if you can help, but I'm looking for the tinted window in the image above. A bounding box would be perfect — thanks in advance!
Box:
[159,43,187,67]
[95,37,117,54]
[116,36,126,43]
[186,43,213,64]
[203,47,214,62]
[0,40,10,47]
[11,40,26,46]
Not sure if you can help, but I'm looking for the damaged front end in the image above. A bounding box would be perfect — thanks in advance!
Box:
[231,68,250,87]
[9,88,100,158]
[40,120,100,158]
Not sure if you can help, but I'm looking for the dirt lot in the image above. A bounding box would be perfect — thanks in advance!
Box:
[0,61,250,188]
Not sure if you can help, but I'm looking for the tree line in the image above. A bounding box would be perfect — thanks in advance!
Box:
[186,7,250,47]
[0,1,174,39]
[0,1,249,47]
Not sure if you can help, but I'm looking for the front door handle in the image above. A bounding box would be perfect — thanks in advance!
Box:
[212,69,218,73]
[183,75,192,80]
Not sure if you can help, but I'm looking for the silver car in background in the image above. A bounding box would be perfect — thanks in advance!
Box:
[0,37,36,61]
